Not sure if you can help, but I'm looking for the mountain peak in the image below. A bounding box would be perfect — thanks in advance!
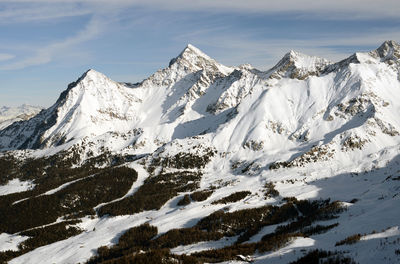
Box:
[68,69,109,88]
[285,50,303,59]
[169,44,213,67]
[81,68,107,81]
[168,44,233,75]
[374,40,400,60]
[85,68,100,75]
[55,69,111,106]
[284,50,331,65]
[378,40,400,50]
[268,50,331,79]
[182,44,209,58]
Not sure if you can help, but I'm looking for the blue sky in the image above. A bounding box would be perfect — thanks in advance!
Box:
[0,0,399,107]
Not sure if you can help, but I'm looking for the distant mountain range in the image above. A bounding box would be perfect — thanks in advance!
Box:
[0,104,42,130]
[0,41,399,264]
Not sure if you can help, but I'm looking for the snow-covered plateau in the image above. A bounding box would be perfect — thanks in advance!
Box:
[0,41,400,264]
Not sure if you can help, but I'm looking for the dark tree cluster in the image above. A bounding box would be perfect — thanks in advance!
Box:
[197,205,276,235]
[0,250,21,264]
[152,227,224,249]
[335,234,362,246]
[211,191,251,205]
[190,190,213,202]
[0,166,137,233]
[0,154,19,184]
[264,182,279,198]
[301,223,339,236]
[147,149,215,174]
[177,194,191,206]
[87,223,158,264]
[98,171,201,216]
[0,150,128,193]
[177,190,214,206]
[290,249,357,264]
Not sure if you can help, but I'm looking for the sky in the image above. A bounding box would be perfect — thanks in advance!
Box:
[0,0,399,107]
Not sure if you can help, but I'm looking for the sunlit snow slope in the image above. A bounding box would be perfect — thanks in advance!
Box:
[0,105,42,130]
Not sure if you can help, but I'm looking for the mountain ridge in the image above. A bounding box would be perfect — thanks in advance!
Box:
[1,41,399,156]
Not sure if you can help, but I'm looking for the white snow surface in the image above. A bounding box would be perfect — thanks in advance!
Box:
[0,178,34,195]
[1,41,400,264]
[171,236,239,255]
[0,104,42,130]
[0,233,29,252]
[361,226,400,241]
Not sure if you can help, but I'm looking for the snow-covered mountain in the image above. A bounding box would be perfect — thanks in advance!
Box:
[0,41,400,264]
[0,104,42,130]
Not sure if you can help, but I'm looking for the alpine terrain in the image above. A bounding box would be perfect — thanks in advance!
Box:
[0,41,400,264]
[0,105,43,130]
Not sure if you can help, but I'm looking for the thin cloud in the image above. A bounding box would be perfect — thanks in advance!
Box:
[115,0,400,19]
[0,53,14,61]
[0,1,132,70]
[1,0,400,20]
[0,3,92,23]
[0,17,103,70]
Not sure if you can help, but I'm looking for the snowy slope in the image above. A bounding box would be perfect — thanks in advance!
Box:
[1,41,400,264]
[0,105,42,130]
